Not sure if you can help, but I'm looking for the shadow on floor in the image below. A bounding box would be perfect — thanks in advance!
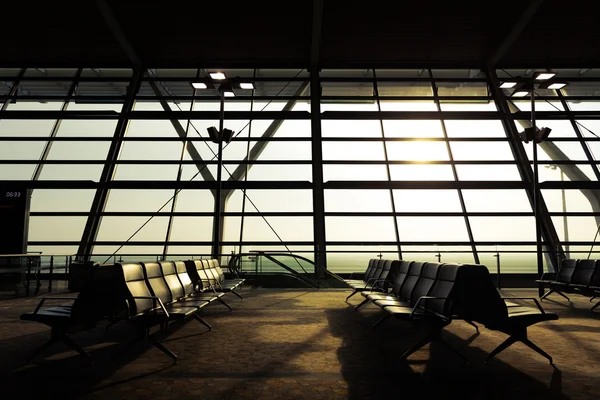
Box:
[325,302,568,400]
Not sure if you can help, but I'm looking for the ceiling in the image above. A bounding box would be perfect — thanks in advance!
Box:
[3,0,600,69]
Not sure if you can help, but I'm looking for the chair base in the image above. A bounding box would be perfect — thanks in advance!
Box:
[485,329,553,365]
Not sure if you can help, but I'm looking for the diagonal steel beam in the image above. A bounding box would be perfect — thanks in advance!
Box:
[224,82,309,189]
[486,0,544,67]
[96,0,140,65]
[77,68,144,259]
[146,78,216,184]
[486,68,563,274]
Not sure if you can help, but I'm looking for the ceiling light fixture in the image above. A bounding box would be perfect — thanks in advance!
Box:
[533,72,556,81]
[209,72,226,80]
[191,82,207,89]
[500,82,518,89]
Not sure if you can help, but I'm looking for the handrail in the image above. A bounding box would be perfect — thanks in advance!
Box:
[228,251,338,289]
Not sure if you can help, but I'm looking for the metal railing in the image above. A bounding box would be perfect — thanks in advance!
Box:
[0,254,72,296]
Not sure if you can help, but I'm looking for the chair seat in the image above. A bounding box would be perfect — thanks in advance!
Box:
[160,305,199,319]
[374,299,411,308]
[177,298,210,308]
[20,307,73,324]
[362,292,393,301]
[485,307,559,331]
[191,292,223,302]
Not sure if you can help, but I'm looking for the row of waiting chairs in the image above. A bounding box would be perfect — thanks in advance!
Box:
[20,258,243,363]
[536,258,600,310]
[345,259,559,364]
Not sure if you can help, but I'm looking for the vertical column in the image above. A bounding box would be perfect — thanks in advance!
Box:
[310,69,326,272]
[77,67,144,260]
[211,90,226,260]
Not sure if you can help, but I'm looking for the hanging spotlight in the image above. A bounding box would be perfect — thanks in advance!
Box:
[221,128,235,143]
[207,126,220,143]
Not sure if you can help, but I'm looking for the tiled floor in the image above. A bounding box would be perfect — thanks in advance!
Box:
[1,287,598,399]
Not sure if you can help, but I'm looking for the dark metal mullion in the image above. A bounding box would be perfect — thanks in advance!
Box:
[77,68,144,260]
[0,68,25,113]
[373,70,402,259]
[555,90,600,180]
[238,69,256,255]
[31,69,82,182]
[429,69,479,264]
[162,73,198,259]
[311,70,327,270]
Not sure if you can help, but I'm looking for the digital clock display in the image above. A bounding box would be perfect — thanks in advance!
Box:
[5,191,22,198]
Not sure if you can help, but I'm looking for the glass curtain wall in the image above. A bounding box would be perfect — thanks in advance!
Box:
[1,67,599,273]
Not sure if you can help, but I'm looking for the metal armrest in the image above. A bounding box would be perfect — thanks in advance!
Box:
[501,297,545,314]
[128,295,170,318]
[368,278,388,291]
[538,272,556,281]
[411,296,449,320]
[33,297,78,314]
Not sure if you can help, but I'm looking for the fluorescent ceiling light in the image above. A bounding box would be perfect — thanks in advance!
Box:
[534,72,556,81]
[511,90,530,97]
[500,82,517,89]
[191,82,207,89]
[547,82,567,90]
[223,91,235,97]
[210,72,226,80]
[239,82,254,89]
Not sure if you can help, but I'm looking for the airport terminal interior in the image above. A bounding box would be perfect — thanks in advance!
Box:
[1,1,600,399]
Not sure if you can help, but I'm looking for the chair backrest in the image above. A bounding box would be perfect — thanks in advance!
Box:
[420,263,460,317]
[389,261,413,295]
[159,261,185,300]
[399,261,424,301]
[118,262,155,317]
[142,262,173,305]
[591,261,600,287]
[363,259,379,281]
[196,260,216,290]
[571,259,596,286]
[409,262,442,304]
[556,259,578,283]
[204,264,223,286]
[376,259,395,284]
[372,259,391,281]
[451,264,509,329]
[176,261,196,296]
[209,259,226,281]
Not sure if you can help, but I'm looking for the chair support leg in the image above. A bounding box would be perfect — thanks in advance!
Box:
[61,332,93,361]
[521,337,553,365]
[193,314,212,331]
[485,336,518,364]
[591,300,600,312]
[354,297,370,312]
[148,335,178,362]
[485,330,553,365]
[464,319,479,332]
[540,289,555,301]
[345,291,358,302]
[436,334,469,364]
[372,314,391,330]
[400,332,435,360]
[555,291,570,301]
[217,297,233,311]
[231,289,243,300]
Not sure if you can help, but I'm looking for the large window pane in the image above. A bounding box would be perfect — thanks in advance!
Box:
[30,189,95,212]
[462,190,532,212]
[387,142,450,161]
[390,164,454,181]
[393,190,462,212]
[324,165,388,181]
[325,190,391,212]
[456,165,521,181]
[382,120,443,137]
[326,217,396,241]
[397,217,469,241]
[29,216,87,241]
[96,216,170,241]
[469,217,535,241]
